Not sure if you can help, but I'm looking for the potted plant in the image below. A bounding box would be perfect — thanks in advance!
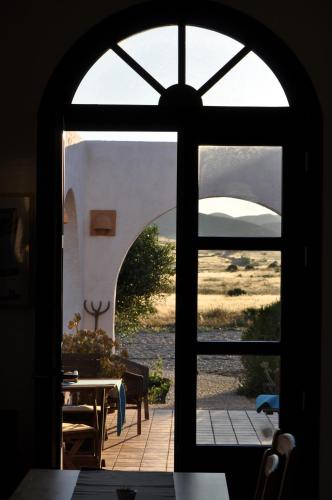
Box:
[62,313,128,378]
[148,357,171,404]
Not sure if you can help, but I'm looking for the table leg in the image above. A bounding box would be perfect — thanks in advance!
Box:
[98,387,106,467]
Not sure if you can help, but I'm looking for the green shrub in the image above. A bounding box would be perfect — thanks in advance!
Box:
[197,307,252,330]
[148,357,171,404]
[232,256,251,267]
[116,225,175,334]
[237,302,280,397]
[226,264,238,272]
[227,287,246,296]
[198,307,233,329]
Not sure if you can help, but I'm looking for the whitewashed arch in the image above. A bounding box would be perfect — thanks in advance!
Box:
[63,189,83,330]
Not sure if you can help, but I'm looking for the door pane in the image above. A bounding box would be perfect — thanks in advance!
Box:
[198,146,282,236]
[196,355,280,445]
[197,250,281,340]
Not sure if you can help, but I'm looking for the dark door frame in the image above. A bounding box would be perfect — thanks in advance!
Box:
[36,2,322,497]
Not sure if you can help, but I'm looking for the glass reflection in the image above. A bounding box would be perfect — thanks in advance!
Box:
[196,355,280,445]
[199,146,282,237]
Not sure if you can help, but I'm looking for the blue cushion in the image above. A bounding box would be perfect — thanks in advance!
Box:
[256,394,280,412]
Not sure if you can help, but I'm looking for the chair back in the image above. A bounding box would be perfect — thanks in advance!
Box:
[273,432,296,457]
[62,352,101,377]
[111,355,149,395]
[255,450,281,500]
[272,431,296,500]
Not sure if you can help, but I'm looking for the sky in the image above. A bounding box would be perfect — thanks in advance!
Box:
[70,26,284,217]
[77,131,177,142]
[198,197,277,217]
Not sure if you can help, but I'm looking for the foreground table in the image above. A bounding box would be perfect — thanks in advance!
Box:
[10,469,229,500]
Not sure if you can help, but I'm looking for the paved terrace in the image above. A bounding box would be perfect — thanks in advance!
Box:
[102,408,278,471]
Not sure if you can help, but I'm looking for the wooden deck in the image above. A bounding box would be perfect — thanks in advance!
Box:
[197,409,278,446]
[102,408,278,471]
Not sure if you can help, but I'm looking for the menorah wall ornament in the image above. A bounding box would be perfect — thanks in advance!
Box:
[83,300,111,330]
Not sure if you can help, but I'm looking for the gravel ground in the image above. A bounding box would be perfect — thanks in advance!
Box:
[151,371,256,410]
[120,330,255,410]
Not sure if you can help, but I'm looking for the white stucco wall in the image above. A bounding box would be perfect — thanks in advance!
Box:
[63,140,280,339]
[63,141,88,330]
[64,141,177,336]
[63,189,82,327]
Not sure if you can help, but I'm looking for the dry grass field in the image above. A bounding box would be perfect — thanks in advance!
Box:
[143,249,280,330]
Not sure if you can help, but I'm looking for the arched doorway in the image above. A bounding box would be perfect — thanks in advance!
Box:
[36,2,321,497]
[63,189,82,331]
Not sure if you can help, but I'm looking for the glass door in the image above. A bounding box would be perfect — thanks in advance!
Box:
[174,138,298,473]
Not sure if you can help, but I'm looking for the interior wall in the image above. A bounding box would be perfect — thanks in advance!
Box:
[1,1,331,498]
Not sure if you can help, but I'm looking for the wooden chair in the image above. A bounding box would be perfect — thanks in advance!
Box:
[272,431,296,500]
[62,352,150,436]
[62,352,101,378]
[254,430,296,500]
[62,422,99,469]
[62,352,111,433]
[255,450,280,500]
[110,355,150,435]
[118,357,150,421]
[122,370,144,434]
[62,392,100,470]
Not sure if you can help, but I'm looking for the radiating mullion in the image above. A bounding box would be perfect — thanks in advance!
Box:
[111,43,165,95]
[198,46,251,97]
[178,24,186,85]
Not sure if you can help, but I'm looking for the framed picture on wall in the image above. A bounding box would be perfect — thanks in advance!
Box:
[0,194,33,307]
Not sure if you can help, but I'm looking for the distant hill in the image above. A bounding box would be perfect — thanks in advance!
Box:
[154,210,177,239]
[198,213,277,237]
[237,214,281,225]
[208,212,233,219]
[153,209,280,239]
[238,214,281,236]
[261,221,281,236]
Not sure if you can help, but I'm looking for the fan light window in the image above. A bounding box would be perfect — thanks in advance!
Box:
[72,25,289,107]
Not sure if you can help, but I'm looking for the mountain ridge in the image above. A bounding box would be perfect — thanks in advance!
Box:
[152,209,281,239]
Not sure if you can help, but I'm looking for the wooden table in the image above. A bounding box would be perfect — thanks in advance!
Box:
[10,469,230,500]
[62,378,125,468]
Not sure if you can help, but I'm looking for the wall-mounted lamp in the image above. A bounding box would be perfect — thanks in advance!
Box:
[90,210,116,236]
